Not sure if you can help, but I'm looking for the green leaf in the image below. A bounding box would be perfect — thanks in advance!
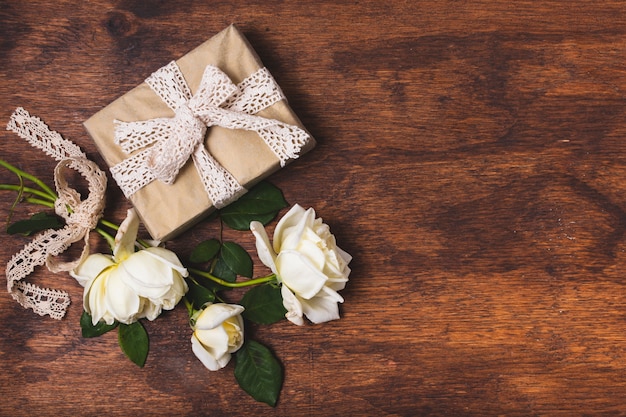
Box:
[118,321,149,367]
[7,212,64,236]
[234,340,283,407]
[212,256,237,282]
[240,284,287,324]
[80,311,118,338]
[221,241,253,278]
[220,181,288,231]
[189,238,221,263]
[185,276,216,308]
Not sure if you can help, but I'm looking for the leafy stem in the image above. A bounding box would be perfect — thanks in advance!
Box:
[0,184,56,202]
[0,163,155,250]
[189,267,277,288]
[22,197,55,208]
[0,159,57,199]
[183,297,194,317]
[94,228,116,249]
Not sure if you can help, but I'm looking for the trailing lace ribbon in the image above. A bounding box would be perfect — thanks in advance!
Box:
[110,61,310,208]
[5,107,107,319]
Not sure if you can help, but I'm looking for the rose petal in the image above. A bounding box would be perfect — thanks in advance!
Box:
[113,208,140,262]
[195,303,245,330]
[272,204,307,251]
[194,326,230,361]
[191,333,231,371]
[119,251,176,299]
[250,221,277,273]
[105,267,142,324]
[84,272,113,325]
[326,276,349,292]
[279,208,317,252]
[336,245,353,265]
[143,247,188,276]
[281,285,304,325]
[276,250,328,299]
[139,298,162,321]
[299,287,342,324]
[157,273,188,310]
[71,253,114,287]
[223,316,245,352]
[295,232,326,270]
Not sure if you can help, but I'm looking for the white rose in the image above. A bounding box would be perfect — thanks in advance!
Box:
[70,209,188,325]
[191,303,245,371]
[250,204,352,325]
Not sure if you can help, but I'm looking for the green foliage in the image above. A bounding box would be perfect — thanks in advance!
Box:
[189,238,221,264]
[82,312,149,368]
[189,240,253,283]
[234,340,283,407]
[80,311,118,338]
[240,284,287,324]
[118,321,149,367]
[7,211,64,235]
[221,241,253,278]
[220,181,288,230]
[185,276,216,308]
[0,160,302,406]
[211,255,237,282]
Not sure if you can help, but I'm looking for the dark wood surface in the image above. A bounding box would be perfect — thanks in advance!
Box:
[2,1,626,415]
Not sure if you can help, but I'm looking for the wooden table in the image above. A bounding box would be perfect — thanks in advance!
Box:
[2,1,626,415]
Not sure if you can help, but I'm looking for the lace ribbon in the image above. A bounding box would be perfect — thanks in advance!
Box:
[110,62,310,208]
[5,107,107,319]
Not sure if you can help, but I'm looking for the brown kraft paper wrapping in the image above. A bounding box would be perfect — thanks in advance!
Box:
[83,25,315,241]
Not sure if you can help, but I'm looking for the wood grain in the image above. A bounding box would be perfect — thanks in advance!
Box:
[3,1,626,415]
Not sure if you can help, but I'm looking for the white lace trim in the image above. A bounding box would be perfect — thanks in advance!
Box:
[111,62,310,207]
[146,60,192,111]
[193,146,245,208]
[7,107,86,160]
[224,67,285,114]
[5,108,107,319]
[114,117,173,154]
[110,149,156,197]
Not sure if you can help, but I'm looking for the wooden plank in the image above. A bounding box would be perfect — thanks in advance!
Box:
[2,1,626,414]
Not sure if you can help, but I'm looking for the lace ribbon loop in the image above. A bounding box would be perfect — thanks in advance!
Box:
[110,62,310,208]
[5,108,107,319]
[146,103,208,185]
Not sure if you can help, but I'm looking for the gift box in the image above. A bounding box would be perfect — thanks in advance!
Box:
[84,24,315,241]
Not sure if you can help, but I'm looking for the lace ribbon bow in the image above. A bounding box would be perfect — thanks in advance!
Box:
[111,62,310,208]
[5,108,107,319]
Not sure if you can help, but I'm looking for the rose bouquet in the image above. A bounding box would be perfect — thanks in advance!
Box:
[1,108,351,406]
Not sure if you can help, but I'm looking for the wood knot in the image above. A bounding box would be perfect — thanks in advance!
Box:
[103,11,135,37]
